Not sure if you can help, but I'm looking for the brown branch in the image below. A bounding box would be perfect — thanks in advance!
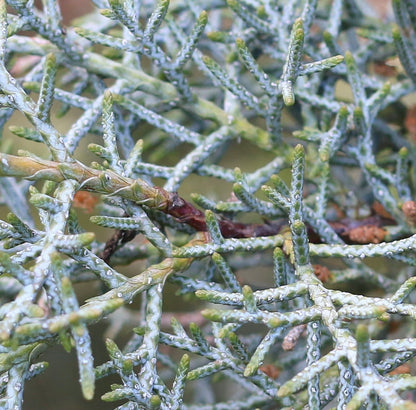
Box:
[101,228,137,264]
[101,194,395,262]
[164,191,395,242]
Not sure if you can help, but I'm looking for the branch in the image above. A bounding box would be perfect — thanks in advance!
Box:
[0,153,396,246]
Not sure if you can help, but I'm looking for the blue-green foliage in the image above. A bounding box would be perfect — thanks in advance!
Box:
[0,0,416,409]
